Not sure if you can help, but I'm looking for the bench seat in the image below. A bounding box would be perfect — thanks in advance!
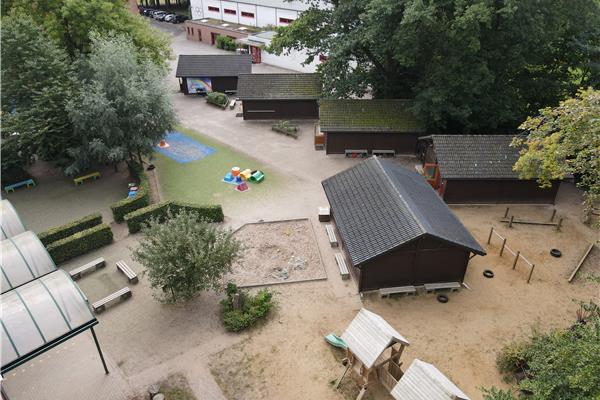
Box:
[424,282,461,293]
[344,149,368,158]
[92,287,132,313]
[74,172,101,185]
[4,179,35,193]
[379,286,416,298]
[335,253,349,280]
[116,260,138,284]
[325,224,338,247]
[372,149,395,157]
[70,257,106,280]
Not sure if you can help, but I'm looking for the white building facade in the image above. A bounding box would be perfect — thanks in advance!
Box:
[189,0,315,27]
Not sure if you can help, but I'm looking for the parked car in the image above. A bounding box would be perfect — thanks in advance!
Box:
[143,8,155,16]
[163,13,176,22]
[172,15,189,23]
[152,10,166,19]
[155,12,168,21]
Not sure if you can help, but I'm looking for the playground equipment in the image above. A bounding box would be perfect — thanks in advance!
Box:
[325,333,348,349]
[222,166,265,191]
[158,139,170,148]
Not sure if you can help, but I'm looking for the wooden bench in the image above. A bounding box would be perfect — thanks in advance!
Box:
[372,149,396,157]
[325,224,338,247]
[229,99,236,109]
[335,253,349,280]
[69,257,106,280]
[4,179,35,193]
[424,282,461,293]
[74,172,101,185]
[92,287,132,313]
[116,260,138,284]
[379,286,417,298]
[345,149,368,158]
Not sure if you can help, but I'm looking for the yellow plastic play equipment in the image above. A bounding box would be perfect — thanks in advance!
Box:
[240,169,253,181]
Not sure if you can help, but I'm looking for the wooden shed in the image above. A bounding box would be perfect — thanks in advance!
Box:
[318,100,426,155]
[322,157,485,292]
[391,359,470,400]
[418,135,560,204]
[236,73,321,120]
[175,54,252,94]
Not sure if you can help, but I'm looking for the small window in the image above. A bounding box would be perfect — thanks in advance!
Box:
[224,8,236,15]
[279,17,294,24]
[319,54,328,62]
[208,6,219,12]
[241,11,254,18]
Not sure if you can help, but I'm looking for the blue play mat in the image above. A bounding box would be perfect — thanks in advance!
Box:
[155,131,215,163]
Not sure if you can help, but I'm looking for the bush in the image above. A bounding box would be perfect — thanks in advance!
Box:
[496,341,529,378]
[38,213,103,246]
[482,387,516,400]
[110,163,150,222]
[124,201,224,233]
[221,283,273,332]
[271,121,299,138]
[46,224,113,264]
[215,35,236,51]
[206,92,229,109]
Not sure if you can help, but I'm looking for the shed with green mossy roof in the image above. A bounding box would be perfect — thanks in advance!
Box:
[318,99,426,155]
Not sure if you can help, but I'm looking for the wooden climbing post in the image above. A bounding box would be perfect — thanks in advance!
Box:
[504,207,510,219]
[508,215,514,228]
[556,218,563,231]
[527,264,536,284]
[550,209,556,222]
[499,237,507,256]
[512,251,520,270]
[487,227,494,244]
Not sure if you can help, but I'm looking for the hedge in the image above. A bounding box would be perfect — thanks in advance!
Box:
[38,213,103,246]
[110,163,151,222]
[207,92,228,109]
[124,201,224,233]
[46,224,113,264]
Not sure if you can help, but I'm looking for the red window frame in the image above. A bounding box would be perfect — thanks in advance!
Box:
[279,17,294,24]
[208,6,219,12]
[241,11,254,18]
[224,8,236,15]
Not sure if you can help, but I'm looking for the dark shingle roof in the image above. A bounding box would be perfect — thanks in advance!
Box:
[319,99,425,133]
[432,135,521,179]
[236,73,321,100]
[322,157,485,266]
[175,55,252,78]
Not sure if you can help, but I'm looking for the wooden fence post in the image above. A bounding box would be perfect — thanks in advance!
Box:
[499,238,507,256]
[550,209,556,222]
[487,227,494,244]
[556,218,563,231]
[504,207,510,219]
[527,264,536,284]
[509,215,514,228]
[512,251,520,270]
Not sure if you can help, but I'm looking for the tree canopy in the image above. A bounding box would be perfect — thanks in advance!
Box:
[269,0,600,131]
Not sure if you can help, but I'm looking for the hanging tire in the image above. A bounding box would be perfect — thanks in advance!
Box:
[550,248,562,258]
[483,269,495,278]
[437,294,449,303]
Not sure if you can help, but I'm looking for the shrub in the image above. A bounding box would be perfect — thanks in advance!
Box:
[206,92,229,109]
[496,340,530,378]
[481,387,516,400]
[271,121,299,138]
[215,35,236,51]
[221,283,273,332]
[124,201,224,233]
[38,213,103,246]
[46,224,113,264]
[110,163,150,222]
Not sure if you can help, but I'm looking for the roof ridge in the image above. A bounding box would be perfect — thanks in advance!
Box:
[372,157,427,235]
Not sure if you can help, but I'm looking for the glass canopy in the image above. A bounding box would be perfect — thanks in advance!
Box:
[0,200,26,240]
[1,231,57,294]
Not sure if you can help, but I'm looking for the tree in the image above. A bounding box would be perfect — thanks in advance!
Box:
[133,210,242,303]
[66,34,176,175]
[1,13,76,165]
[512,88,600,224]
[269,0,600,131]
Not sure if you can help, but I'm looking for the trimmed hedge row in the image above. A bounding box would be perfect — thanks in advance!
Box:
[47,224,113,264]
[207,92,228,109]
[38,213,103,246]
[110,163,150,222]
[124,201,224,233]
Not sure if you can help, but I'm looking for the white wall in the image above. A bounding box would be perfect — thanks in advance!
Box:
[275,8,298,26]
[260,47,320,73]
[238,3,258,26]
[255,5,276,27]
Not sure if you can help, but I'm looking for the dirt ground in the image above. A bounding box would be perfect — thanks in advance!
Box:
[227,219,326,287]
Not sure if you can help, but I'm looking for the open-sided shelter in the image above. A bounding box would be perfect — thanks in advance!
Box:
[237,73,321,120]
[176,54,252,94]
[391,359,470,400]
[322,157,485,292]
[419,135,560,204]
[1,200,26,240]
[318,100,426,155]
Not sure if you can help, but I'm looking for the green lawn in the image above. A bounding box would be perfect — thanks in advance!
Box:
[153,126,282,206]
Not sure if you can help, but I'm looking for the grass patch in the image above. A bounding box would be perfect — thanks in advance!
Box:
[153,126,282,206]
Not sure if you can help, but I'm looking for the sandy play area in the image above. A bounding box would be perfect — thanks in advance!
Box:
[226,219,327,287]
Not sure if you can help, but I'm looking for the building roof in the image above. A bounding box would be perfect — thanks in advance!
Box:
[236,73,321,100]
[322,157,485,266]
[341,309,410,369]
[391,359,470,400]
[431,135,521,179]
[175,54,252,78]
[319,99,425,133]
[188,18,262,34]
[1,200,26,240]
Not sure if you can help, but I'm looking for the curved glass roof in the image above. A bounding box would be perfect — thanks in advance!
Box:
[1,200,26,240]
[1,231,57,294]
[1,270,95,371]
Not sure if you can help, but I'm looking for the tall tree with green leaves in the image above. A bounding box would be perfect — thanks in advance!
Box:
[66,34,176,175]
[512,88,600,225]
[269,0,600,131]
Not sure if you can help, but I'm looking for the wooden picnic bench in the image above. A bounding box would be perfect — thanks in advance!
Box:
[92,287,132,313]
[424,282,461,293]
[372,149,396,157]
[335,253,349,280]
[69,257,106,280]
[4,178,35,193]
[116,260,138,284]
[325,224,338,247]
[345,149,368,158]
[379,285,417,298]
[74,171,100,185]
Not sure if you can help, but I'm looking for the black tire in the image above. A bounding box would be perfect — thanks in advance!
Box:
[146,164,156,171]
[483,269,495,278]
[550,248,562,258]
[437,294,449,303]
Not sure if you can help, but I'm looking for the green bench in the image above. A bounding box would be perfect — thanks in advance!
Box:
[4,179,35,193]
[74,172,101,185]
